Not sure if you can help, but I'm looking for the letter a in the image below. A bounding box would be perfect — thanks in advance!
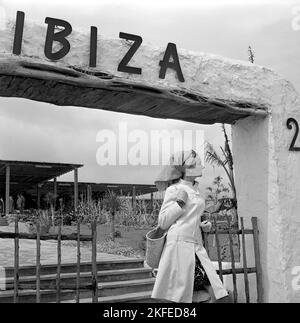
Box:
[159,43,184,82]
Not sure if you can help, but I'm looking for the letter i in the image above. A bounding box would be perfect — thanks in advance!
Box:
[13,11,25,55]
[89,26,97,67]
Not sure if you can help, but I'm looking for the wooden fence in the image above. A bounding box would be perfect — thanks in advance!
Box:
[0,215,262,303]
[0,213,98,303]
[203,216,263,303]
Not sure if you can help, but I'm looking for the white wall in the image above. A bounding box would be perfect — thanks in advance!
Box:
[232,94,300,302]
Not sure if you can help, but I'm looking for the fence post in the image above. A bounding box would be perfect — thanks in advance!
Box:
[13,213,19,303]
[226,215,238,303]
[76,212,81,303]
[56,214,62,303]
[240,217,250,303]
[213,217,223,283]
[91,219,98,303]
[36,219,41,303]
[251,217,263,303]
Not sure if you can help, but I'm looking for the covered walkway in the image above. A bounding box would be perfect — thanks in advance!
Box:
[0,159,83,216]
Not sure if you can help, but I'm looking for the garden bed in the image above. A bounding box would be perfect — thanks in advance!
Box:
[49,223,151,259]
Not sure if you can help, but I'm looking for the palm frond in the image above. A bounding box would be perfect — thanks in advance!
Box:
[205,143,226,168]
[205,125,236,200]
[220,146,229,162]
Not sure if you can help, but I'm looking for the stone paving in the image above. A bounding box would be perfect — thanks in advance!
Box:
[0,239,128,268]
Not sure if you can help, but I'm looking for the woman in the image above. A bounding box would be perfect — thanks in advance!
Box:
[151,150,229,303]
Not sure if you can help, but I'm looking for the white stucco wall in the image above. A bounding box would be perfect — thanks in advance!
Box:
[232,89,300,302]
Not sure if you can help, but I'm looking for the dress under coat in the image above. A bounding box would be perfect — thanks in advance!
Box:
[151,179,228,303]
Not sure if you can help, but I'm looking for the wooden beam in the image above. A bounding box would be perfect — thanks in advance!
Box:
[0,231,92,241]
[36,220,41,303]
[0,56,268,125]
[226,215,238,303]
[252,217,263,303]
[208,229,254,235]
[213,217,223,283]
[0,159,82,168]
[56,216,62,303]
[91,219,98,303]
[240,217,250,303]
[76,217,81,303]
[216,267,257,276]
[13,213,19,303]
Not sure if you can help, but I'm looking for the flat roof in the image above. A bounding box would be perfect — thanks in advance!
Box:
[0,160,83,197]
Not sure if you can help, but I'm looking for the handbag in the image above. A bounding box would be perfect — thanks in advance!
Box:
[145,226,167,269]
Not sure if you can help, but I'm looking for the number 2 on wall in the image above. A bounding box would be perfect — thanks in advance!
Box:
[287,118,300,151]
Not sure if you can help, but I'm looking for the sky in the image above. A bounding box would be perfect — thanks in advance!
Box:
[0,0,299,193]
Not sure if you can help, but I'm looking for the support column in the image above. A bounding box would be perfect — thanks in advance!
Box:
[232,91,300,303]
[5,165,10,216]
[53,177,57,210]
[74,168,78,214]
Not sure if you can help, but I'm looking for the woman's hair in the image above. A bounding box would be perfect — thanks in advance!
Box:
[170,177,182,186]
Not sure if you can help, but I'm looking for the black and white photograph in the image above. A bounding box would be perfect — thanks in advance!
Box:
[0,0,300,308]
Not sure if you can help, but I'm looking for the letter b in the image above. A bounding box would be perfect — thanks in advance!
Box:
[44,17,72,60]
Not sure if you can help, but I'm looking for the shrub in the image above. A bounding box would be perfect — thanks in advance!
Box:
[26,210,52,234]
[78,200,107,225]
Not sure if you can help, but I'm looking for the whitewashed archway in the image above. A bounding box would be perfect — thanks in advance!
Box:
[1,13,300,302]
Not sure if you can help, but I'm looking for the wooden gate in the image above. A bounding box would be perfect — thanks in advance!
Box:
[0,215,262,303]
[203,216,263,303]
[0,213,99,303]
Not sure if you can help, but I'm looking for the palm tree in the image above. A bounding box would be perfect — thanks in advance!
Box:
[205,47,254,202]
[205,124,236,200]
[102,190,125,241]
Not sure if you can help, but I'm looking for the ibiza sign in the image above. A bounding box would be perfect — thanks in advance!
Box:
[11,11,185,82]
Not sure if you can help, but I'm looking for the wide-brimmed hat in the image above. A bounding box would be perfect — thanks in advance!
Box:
[154,150,205,191]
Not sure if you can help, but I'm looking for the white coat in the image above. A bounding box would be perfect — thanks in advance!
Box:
[151,179,228,303]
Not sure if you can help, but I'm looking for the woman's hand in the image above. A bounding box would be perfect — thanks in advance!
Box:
[200,220,212,233]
